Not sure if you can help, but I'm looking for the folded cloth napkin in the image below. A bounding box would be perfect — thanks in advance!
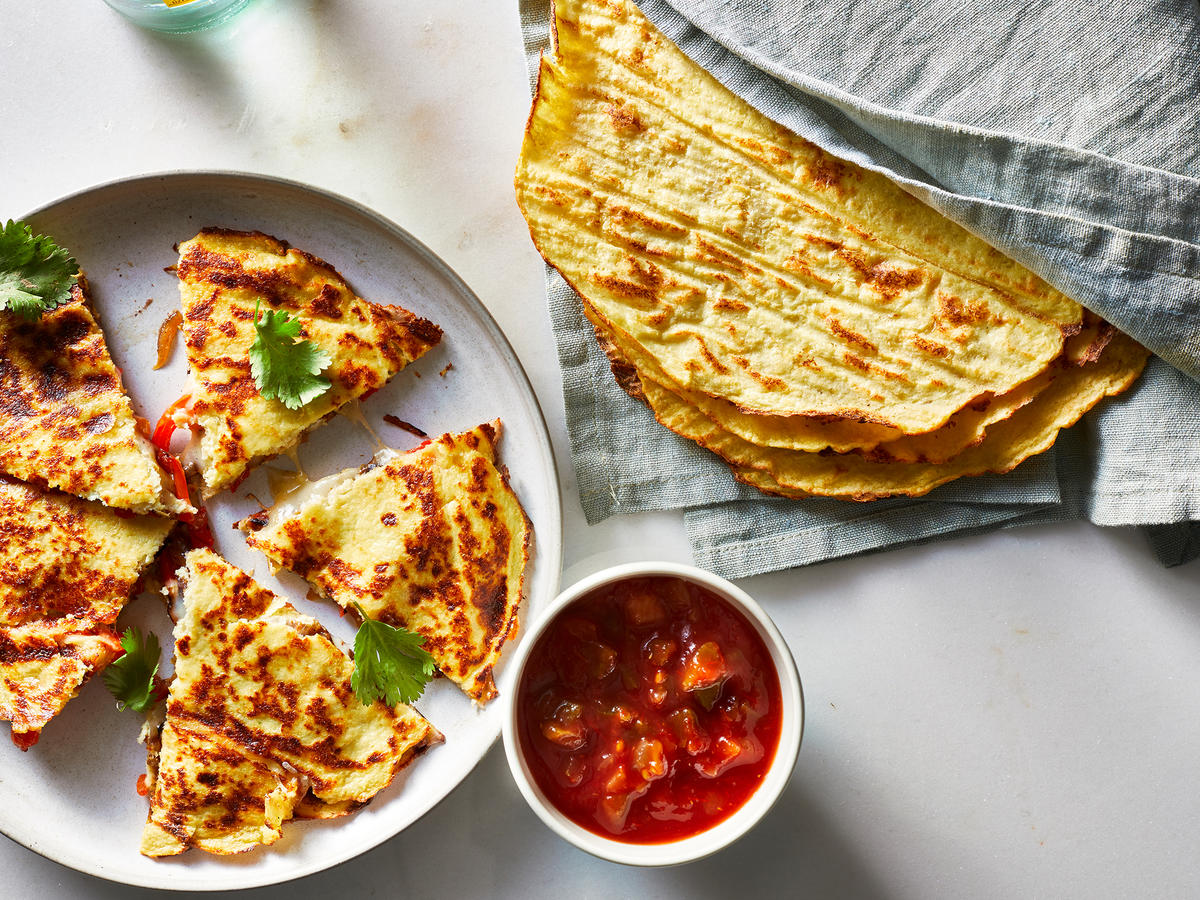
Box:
[518,0,1200,578]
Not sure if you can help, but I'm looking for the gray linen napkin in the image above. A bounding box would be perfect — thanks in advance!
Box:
[519,0,1200,578]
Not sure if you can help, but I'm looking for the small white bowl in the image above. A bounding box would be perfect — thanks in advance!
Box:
[501,561,804,866]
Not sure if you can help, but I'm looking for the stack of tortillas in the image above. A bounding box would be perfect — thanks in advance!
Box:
[515,0,1149,500]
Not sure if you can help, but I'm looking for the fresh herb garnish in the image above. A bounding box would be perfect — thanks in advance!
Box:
[102,627,161,712]
[0,219,78,321]
[248,299,332,410]
[351,604,435,707]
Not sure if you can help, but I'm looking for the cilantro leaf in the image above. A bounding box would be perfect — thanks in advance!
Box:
[249,300,332,410]
[102,627,161,713]
[351,605,435,707]
[0,219,79,321]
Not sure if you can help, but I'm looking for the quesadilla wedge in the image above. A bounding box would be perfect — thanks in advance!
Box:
[237,422,531,704]
[0,281,187,515]
[141,717,304,857]
[0,618,125,750]
[0,477,173,627]
[175,229,443,497]
[0,477,173,747]
[141,548,441,857]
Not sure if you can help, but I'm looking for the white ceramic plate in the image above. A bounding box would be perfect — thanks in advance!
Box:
[1,172,562,890]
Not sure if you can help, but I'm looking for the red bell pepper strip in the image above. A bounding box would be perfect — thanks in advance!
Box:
[152,394,192,452]
[159,450,190,507]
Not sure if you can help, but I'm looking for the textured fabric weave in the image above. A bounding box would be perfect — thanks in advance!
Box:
[519,0,1200,578]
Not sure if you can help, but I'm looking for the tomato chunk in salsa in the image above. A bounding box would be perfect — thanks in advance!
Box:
[517,576,782,843]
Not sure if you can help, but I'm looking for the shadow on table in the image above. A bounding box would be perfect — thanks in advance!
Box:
[10,744,891,898]
[119,0,281,123]
[671,777,890,899]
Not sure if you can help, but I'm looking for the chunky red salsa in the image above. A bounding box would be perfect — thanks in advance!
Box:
[517,576,782,843]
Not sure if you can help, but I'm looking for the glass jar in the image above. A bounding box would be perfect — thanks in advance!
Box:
[101,0,253,33]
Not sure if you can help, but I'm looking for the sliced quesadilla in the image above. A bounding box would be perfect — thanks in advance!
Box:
[0,618,125,749]
[141,717,304,857]
[141,548,442,857]
[0,281,187,515]
[175,229,443,497]
[238,422,531,704]
[0,477,173,747]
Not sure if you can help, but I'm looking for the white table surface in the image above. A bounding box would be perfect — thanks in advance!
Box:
[2,1,1198,897]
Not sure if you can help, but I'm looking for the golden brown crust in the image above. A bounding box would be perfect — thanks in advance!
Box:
[177,229,443,496]
[643,333,1149,501]
[141,718,303,857]
[0,478,170,745]
[0,282,185,514]
[142,548,442,857]
[238,424,532,704]
[513,0,1151,500]
[590,316,647,405]
[0,477,171,628]
[0,620,124,740]
[516,0,1086,436]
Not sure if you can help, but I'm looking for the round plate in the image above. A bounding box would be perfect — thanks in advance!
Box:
[2,172,562,890]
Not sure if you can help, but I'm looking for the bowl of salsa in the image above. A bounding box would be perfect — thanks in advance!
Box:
[502,561,803,865]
